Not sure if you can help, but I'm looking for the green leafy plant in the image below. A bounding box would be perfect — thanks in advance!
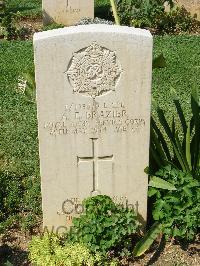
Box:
[3,261,13,266]
[157,6,200,34]
[150,88,200,177]
[115,0,173,27]
[111,0,200,34]
[134,165,200,256]
[29,233,119,266]
[149,166,200,240]
[68,195,140,256]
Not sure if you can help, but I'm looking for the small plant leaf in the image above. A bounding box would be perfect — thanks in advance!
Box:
[186,122,192,171]
[133,222,162,257]
[148,187,157,197]
[151,117,171,161]
[149,176,176,190]
[4,261,13,266]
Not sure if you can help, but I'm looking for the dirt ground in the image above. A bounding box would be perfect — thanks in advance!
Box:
[0,228,199,266]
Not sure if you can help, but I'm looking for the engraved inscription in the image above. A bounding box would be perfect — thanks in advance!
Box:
[77,138,113,196]
[67,42,122,98]
[66,1,81,14]
[44,101,146,136]
[57,197,139,219]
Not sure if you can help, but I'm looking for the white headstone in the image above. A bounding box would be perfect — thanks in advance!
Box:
[34,25,153,232]
[43,0,94,26]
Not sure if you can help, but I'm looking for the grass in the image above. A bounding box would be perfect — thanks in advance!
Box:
[7,0,42,18]
[0,41,41,231]
[153,35,200,118]
[6,0,111,18]
[0,41,38,176]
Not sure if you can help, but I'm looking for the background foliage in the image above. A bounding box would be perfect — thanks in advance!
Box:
[114,0,199,34]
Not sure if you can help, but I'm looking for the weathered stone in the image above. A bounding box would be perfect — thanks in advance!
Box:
[176,0,200,20]
[42,0,94,26]
[34,25,153,232]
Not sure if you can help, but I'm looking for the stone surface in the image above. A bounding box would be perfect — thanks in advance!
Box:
[176,0,200,20]
[43,0,94,26]
[34,25,153,232]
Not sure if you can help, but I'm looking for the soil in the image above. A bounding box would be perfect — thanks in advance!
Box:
[0,228,199,266]
[16,17,43,39]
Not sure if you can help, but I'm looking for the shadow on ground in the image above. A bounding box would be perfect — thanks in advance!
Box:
[95,5,113,20]
[0,244,29,266]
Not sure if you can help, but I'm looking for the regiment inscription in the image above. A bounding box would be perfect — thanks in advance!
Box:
[44,101,146,136]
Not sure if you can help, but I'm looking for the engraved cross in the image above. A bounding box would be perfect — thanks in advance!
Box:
[77,138,113,195]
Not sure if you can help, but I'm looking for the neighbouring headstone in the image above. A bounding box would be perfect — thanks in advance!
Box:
[176,0,200,20]
[34,25,153,232]
[43,0,94,26]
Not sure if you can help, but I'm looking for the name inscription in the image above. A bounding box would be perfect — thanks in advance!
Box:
[44,101,146,136]
[66,1,80,14]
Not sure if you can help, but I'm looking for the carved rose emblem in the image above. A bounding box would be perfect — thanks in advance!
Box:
[67,42,122,98]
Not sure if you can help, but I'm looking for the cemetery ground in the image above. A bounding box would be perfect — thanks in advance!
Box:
[0,1,200,266]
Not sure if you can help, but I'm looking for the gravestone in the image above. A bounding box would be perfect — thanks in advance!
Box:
[176,0,200,20]
[43,0,94,26]
[33,25,153,232]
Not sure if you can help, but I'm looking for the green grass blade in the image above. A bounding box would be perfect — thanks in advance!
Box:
[174,132,190,172]
[151,117,171,161]
[156,107,174,140]
[191,88,200,171]
[151,127,168,164]
[133,222,162,257]
[156,107,188,170]
[186,122,192,171]
[173,99,187,135]
[171,117,176,141]
[150,146,164,169]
